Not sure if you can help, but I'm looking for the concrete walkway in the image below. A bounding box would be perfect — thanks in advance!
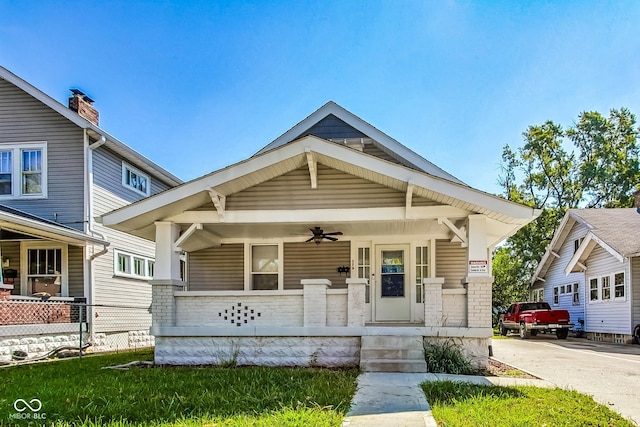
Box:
[342,372,554,427]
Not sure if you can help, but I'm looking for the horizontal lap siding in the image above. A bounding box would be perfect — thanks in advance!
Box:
[435,240,466,289]
[1,241,21,294]
[67,245,84,297]
[226,165,405,210]
[283,241,351,289]
[91,147,171,309]
[585,246,630,334]
[188,244,244,291]
[0,79,85,229]
[633,257,640,329]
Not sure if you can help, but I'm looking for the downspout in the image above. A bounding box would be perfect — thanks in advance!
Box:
[84,131,109,344]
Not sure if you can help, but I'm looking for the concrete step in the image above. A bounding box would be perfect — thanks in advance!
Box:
[360,348,425,360]
[360,359,427,373]
[360,335,427,372]
[361,335,424,349]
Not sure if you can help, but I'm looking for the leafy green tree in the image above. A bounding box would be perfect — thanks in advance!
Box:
[493,108,640,308]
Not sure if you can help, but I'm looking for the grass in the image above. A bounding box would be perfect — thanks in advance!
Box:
[422,381,634,426]
[0,349,358,426]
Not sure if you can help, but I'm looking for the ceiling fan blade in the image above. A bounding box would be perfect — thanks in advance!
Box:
[305,236,315,243]
[323,231,343,236]
[324,236,339,241]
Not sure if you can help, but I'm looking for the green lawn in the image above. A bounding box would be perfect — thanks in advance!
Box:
[422,381,634,426]
[0,349,358,426]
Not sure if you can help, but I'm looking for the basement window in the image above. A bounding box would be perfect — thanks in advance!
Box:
[122,162,150,196]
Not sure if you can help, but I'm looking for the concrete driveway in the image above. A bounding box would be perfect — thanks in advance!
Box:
[491,335,640,425]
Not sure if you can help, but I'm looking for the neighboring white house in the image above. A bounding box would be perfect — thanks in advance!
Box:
[532,208,640,343]
[102,101,539,371]
[0,65,182,361]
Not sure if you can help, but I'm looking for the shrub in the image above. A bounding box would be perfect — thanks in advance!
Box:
[424,339,473,375]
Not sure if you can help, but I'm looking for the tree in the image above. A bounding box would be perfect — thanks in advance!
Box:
[493,108,640,310]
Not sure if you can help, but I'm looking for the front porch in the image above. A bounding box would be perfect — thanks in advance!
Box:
[151,276,493,370]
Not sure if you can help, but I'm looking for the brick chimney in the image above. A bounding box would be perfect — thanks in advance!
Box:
[69,89,99,125]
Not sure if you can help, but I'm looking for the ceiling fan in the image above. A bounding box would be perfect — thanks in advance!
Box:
[305,227,343,244]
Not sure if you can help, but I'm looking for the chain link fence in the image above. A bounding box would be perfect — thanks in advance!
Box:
[0,298,153,364]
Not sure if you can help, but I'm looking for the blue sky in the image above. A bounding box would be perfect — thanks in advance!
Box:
[1,1,638,194]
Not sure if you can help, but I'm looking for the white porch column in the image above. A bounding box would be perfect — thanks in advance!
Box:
[464,214,493,328]
[302,279,331,327]
[423,277,445,326]
[150,221,185,330]
[346,278,367,327]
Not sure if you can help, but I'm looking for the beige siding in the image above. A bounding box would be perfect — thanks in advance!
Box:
[0,78,85,229]
[283,241,351,289]
[68,245,84,297]
[631,257,640,330]
[188,244,244,291]
[226,164,405,210]
[435,240,466,289]
[1,241,21,294]
[585,246,630,334]
[284,241,351,289]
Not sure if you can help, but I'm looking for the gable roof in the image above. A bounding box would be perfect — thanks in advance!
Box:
[0,65,182,187]
[532,208,640,284]
[101,134,539,245]
[256,101,465,185]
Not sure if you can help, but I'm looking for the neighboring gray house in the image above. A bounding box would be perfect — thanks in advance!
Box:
[532,209,640,343]
[0,65,181,359]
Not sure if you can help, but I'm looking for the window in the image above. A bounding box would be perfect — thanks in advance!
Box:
[602,276,611,301]
[614,272,625,298]
[560,285,566,294]
[122,162,150,196]
[531,288,544,302]
[114,249,154,280]
[0,143,47,199]
[589,278,599,301]
[357,247,371,303]
[572,283,579,305]
[415,246,428,303]
[574,238,584,253]
[26,248,63,296]
[251,245,278,290]
[553,287,559,305]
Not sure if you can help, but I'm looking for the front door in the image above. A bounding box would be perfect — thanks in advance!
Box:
[374,245,411,322]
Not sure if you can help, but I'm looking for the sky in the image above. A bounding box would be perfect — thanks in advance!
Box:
[1,1,639,195]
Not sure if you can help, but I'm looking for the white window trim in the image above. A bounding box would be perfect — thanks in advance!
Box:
[20,242,68,298]
[113,249,155,280]
[245,242,283,291]
[588,276,600,303]
[613,271,626,301]
[0,142,48,200]
[121,161,151,197]
[572,282,580,305]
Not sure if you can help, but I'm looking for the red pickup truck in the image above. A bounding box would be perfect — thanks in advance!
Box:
[498,302,574,339]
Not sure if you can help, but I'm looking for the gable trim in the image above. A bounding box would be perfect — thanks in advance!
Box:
[565,231,625,274]
[256,101,464,184]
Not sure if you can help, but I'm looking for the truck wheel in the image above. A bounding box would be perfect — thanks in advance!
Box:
[530,330,538,337]
[556,329,569,340]
[519,322,530,339]
[499,323,508,336]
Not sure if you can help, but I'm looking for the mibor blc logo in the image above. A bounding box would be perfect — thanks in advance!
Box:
[10,398,46,420]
